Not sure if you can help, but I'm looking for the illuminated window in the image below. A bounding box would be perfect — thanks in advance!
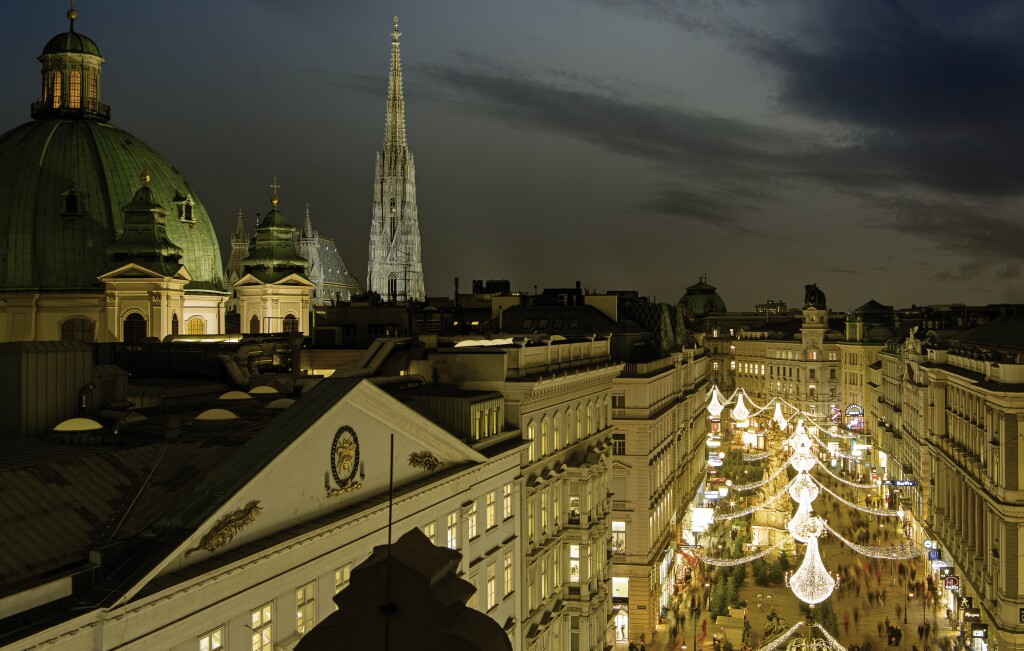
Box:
[61,317,94,343]
[447,511,458,550]
[527,421,536,463]
[569,545,581,583]
[198,626,224,651]
[540,557,548,598]
[541,418,549,456]
[586,402,593,434]
[186,316,206,335]
[611,521,625,554]
[553,545,560,588]
[68,71,81,108]
[334,563,351,594]
[486,562,496,610]
[576,406,582,440]
[423,521,436,545]
[553,412,561,450]
[486,491,496,529]
[283,314,299,333]
[296,581,315,635]
[504,551,513,596]
[88,73,97,108]
[250,603,273,651]
[729,360,736,371]
[528,499,535,541]
[52,70,62,108]
[468,499,478,539]
[502,483,513,520]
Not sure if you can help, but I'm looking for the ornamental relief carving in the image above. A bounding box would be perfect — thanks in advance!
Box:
[408,450,441,471]
[105,292,117,307]
[324,425,364,497]
[185,500,262,557]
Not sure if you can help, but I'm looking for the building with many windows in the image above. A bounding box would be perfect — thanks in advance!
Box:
[609,348,708,644]
[411,337,623,651]
[863,313,1024,651]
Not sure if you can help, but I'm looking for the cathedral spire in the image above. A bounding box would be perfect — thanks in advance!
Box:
[303,203,314,238]
[233,208,246,240]
[384,16,407,152]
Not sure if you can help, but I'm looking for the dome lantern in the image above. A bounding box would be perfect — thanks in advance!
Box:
[33,4,108,121]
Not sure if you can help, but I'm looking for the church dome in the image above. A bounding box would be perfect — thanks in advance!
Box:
[42,30,101,56]
[0,13,226,296]
[0,120,226,294]
[679,276,727,317]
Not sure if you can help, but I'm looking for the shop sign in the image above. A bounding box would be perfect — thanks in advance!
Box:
[892,479,917,487]
[960,596,973,609]
[962,608,981,622]
[971,624,988,639]
[924,540,935,549]
[945,575,960,591]
[928,549,942,561]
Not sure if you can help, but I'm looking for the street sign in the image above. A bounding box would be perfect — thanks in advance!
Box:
[945,575,960,591]
[924,540,934,549]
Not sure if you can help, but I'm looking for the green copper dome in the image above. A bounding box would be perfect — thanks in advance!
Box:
[42,30,101,57]
[679,276,727,317]
[0,119,226,294]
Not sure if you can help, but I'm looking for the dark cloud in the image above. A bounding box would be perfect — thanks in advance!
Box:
[637,187,752,230]
[872,196,1024,263]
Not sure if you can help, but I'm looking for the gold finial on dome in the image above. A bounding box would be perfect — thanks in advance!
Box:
[269,177,280,208]
[141,170,152,187]
[67,0,77,27]
[392,16,401,43]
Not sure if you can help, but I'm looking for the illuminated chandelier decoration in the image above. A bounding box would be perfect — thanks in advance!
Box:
[772,401,788,430]
[731,393,750,424]
[708,387,726,420]
[788,536,836,605]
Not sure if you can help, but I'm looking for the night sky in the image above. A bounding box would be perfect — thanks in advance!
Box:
[4,1,1023,311]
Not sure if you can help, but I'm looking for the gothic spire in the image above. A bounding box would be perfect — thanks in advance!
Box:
[233,208,246,240]
[384,16,407,152]
[303,203,314,238]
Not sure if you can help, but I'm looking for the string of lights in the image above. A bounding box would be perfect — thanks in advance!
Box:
[713,476,798,521]
[743,450,775,461]
[693,536,792,566]
[813,459,878,489]
[751,622,806,651]
[823,522,925,559]
[809,475,903,517]
[731,462,788,491]
[812,623,849,651]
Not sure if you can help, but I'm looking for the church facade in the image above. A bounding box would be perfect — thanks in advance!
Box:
[365,18,426,302]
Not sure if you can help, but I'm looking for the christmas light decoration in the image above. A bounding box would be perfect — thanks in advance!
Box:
[732,393,750,423]
[788,536,835,604]
[707,387,726,420]
[713,476,797,521]
[743,450,774,461]
[823,522,925,559]
[811,623,849,651]
[788,472,820,504]
[731,463,787,491]
[810,476,903,517]
[789,450,816,473]
[812,460,877,489]
[772,401,788,431]
[694,536,792,566]
[752,622,806,651]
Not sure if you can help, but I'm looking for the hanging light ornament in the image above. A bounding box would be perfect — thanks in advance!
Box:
[788,536,836,604]
[790,450,816,473]
[788,508,825,544]
[773,401,788,430]
[788,472,819,503]
[732,393,750,424]
[708,387,725,420]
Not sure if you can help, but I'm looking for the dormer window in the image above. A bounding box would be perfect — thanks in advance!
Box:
[175,194,196,223]
[61,187,81,214]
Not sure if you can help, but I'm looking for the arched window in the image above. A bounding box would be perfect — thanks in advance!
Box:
[186,316,206,335]
[87,73,97,109]
[553,412,561,450]
[586,402,593,434]
[541,417,550,457]
[171,313,179,335]
[576,406,582,440]
[68,71,81,109]
[122,313,146,342]
[249,314,260,335]
[283,314,298,333]
[527,421,536,463]
[52,70,62,108]
[60,318,94,343]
